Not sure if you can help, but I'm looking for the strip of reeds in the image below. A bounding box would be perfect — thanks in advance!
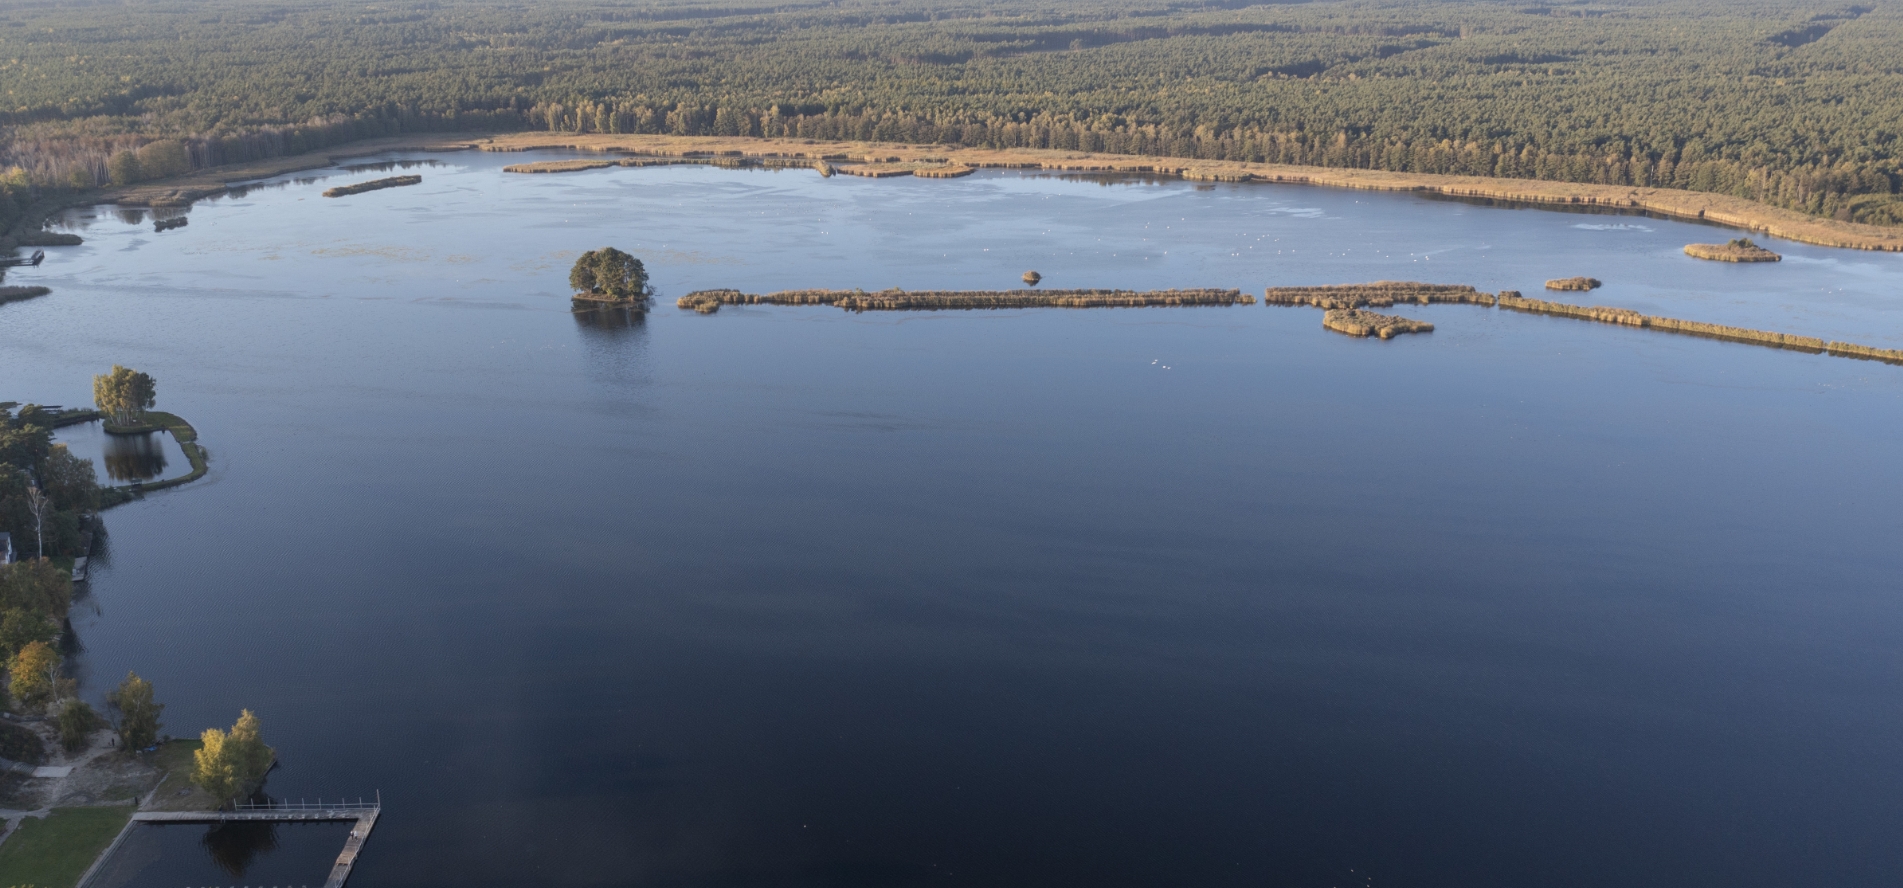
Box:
[1494,292,1830,352]
[1826,342,1903,363]
[503,159,617,173]
[914,165,974,178]
[1261,281,1496,309]
[1322,309,1434,339]
[1545,276,1601,291]
[323,175,421,197]
[153,217,187,232]
[679,287,1252,313]
[0,285,52,304]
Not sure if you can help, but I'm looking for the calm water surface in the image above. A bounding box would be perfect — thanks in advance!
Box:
[91,821,352,888]
[4,152,1903,887]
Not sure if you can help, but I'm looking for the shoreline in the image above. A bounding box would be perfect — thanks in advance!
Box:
[476,133,1903,253]
[6,131,1902,254]
[96,411,209,499]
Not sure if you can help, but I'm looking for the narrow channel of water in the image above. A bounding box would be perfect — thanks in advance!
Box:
[3,151,1901,887]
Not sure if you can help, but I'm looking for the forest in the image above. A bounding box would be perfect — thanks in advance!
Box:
[2,0,1901,235]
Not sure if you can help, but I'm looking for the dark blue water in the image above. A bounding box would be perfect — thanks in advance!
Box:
[90,821,352,888]
[4,152,1902,887]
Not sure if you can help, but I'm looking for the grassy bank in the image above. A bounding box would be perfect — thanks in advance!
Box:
[145,739,219,812]
[0,806,134,888]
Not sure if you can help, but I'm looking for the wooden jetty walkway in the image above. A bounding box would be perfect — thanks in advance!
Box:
[0,250,44,268]
[126,798,380,888]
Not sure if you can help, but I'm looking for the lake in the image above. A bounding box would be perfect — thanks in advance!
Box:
[4,150,1902,887]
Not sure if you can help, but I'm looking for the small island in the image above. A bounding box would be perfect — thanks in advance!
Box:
[1322,308,1434,339]
[153,217,187,232]
[570,247,654,307]
[322,174,422,198]
[1545,276,1602,291]
[1022,271,1042,285]
[1684,238,1781,262]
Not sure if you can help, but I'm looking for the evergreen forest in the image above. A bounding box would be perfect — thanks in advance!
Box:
[3,0,1902,234]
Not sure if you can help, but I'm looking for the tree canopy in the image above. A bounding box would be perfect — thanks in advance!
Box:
[570,248,652,304]
[107,671,164,751]
[93,366,157,427]
[193,709,274,805]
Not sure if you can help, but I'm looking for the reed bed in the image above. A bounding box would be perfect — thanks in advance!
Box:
[678,287,1251,313]
[1494,292,1829,352]
[1825,342,1903,364]
[1261,281,1497,309]
[323,174,421,197]
[503,159,617,173]
[1684,238,1782,262]
[0,285,51,304]
[914,165,975,178]
[153,217,187,232]
[837,164,914,178]
[1322,309,1434,339]
[1545,276,1602,291]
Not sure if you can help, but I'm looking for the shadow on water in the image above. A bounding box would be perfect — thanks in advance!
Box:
[102,432,168,482]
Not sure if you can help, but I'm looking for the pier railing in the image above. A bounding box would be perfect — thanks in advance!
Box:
[233,794,380,812]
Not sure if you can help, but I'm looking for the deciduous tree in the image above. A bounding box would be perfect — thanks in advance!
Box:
[107,671,164,751]
[7,640,60,712]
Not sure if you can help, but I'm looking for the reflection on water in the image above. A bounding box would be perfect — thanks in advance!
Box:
[339,158,444,174]
[571,304,648,334]
[203,818,279,878]
[103,432,168,482]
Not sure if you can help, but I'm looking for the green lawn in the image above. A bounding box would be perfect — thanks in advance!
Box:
[0,805,133,888]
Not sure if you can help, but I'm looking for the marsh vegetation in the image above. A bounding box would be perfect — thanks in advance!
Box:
[1544,276,1602,291]
[1322,309,1433,339]
[1260,282,1497,309]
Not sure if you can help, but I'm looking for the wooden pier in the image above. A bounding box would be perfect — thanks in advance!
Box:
[125,798,380,888]
[0,250,44,268]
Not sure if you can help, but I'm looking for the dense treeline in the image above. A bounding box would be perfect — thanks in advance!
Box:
[3,0,1903,232]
